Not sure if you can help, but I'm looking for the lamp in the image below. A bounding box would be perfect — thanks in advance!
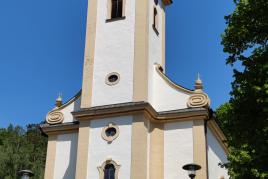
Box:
[18,170,34,179]
[182,163,201,179]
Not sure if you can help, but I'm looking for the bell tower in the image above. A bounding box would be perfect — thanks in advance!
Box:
[81,0,172,108]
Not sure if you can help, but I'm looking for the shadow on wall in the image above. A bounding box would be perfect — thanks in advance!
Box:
[73,96,81,112]
[58,134,78,179]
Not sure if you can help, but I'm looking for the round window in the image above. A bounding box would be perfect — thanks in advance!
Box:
[105,127,117,137]
[106,72,120,85]
[102,123,119,142]
[108,75,118,83]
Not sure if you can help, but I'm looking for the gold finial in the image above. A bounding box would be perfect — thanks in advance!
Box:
[55,93,62,107]
[195,73,203,91]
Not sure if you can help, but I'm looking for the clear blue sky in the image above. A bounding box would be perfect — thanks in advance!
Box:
[0,0,235,127]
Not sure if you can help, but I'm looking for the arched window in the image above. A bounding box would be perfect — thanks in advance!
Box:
[98,160,120,179]
[104,164,115,179]
[111,0,123,18]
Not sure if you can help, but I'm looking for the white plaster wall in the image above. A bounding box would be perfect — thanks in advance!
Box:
[148,1,164,105]
[91,0,135,106]
[54,133,78,179]
[60,97,81,123]
[87,116,132,179]
[164,121,193,179]
[151,67,190,112]
[207,128,229,179]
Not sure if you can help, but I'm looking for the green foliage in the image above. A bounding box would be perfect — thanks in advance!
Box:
[220,0,268,178]
[215,103,233,139]
[0,124,47,179]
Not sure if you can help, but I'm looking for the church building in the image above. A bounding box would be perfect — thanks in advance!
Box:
[41,0,229,178]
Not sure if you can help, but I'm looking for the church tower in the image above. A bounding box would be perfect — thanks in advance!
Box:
[81,0,170,108]
[41,0,229,179]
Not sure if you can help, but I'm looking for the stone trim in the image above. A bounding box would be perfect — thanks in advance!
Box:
[45,91,81,125]
[133,0,149,102]
[41,122,79,136]
[149,123,164,179]
[81,0,98,108]
[44,135,57,179]
[75,121,90,179]
[52,91,81,112]
[130,114,148,179]
[187,92,210,108]
[72,102,209,123]
[207,119,229,154]
[105,72,120,86]
[155,64,195,94]
[193,120,208,179]
[98,159,120,179]
[46,111,64,125]
[101,123,120,142]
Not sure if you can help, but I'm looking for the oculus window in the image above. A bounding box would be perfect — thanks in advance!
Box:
[101,123,120,142]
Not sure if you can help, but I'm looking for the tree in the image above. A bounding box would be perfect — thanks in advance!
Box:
[0,124,47,179]
[220,0,268,178]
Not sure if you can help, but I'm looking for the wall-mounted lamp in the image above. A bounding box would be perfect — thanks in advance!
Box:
[18,170,34,179]
[182,163,201,179]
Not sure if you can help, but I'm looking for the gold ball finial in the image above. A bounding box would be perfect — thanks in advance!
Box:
[55,93,62,107]
[195,73,203,91]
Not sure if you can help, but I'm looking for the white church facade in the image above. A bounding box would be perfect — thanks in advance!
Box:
[41,0,229,178]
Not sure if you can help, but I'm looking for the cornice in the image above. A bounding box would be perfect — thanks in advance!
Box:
[40,122,79,136]
[40,102,229,154]
[72,102,209,123]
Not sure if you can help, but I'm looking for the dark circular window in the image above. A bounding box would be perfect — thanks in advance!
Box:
[106,72,120,85]
[105,127,117,137]
[108,75,118,83]
[102,123,119,141]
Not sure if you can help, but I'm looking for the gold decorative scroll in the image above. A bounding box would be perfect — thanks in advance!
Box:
[187,92,210,108]
[46,111,64,125]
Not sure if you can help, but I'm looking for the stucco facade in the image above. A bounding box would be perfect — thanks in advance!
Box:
[41,0,229,178]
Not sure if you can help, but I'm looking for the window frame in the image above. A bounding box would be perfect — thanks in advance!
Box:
[101,123,120,142]
[106,0,126,22]
[98,160,121,179]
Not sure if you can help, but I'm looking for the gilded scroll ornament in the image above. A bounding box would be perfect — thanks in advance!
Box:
[46,111,64,124]
[187,92,210,108]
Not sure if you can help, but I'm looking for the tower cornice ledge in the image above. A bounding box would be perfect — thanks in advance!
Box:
[72,102,209,123]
